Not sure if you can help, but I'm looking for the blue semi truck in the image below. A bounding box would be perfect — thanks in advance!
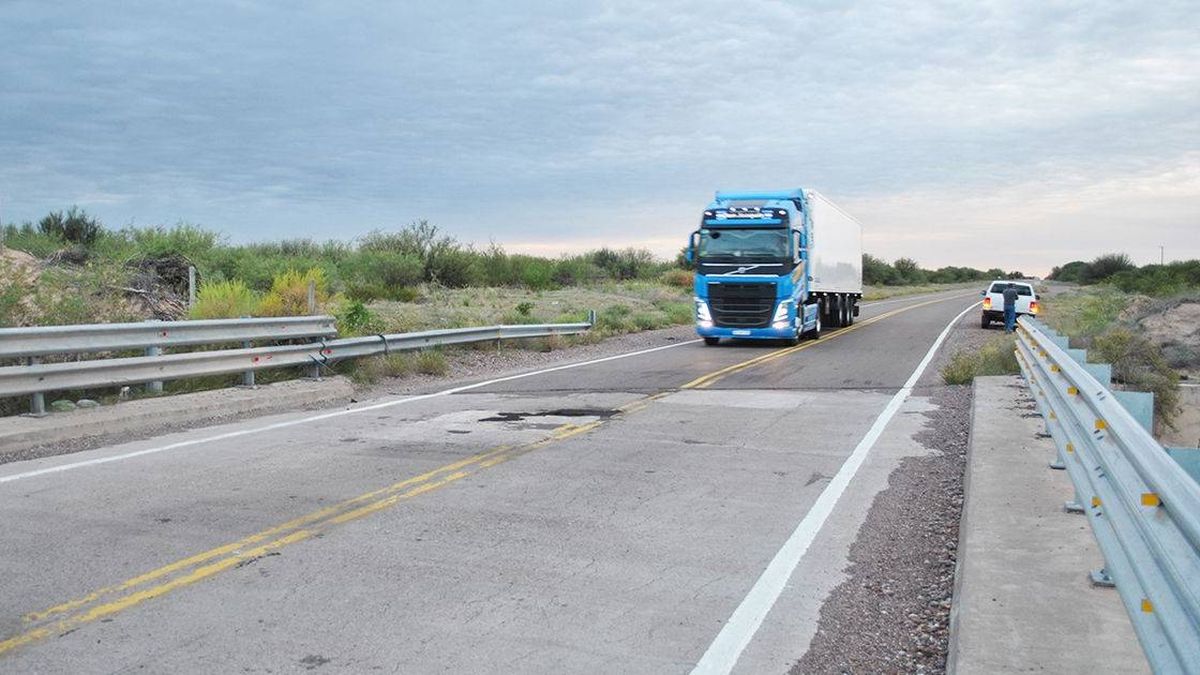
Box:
[687,189,863,345]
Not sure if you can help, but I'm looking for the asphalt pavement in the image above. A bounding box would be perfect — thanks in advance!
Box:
[0,288,980,673]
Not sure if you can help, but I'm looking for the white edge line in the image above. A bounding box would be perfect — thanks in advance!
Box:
[0,290,973,485]
[0,339,702,484]
[689,299,981,675]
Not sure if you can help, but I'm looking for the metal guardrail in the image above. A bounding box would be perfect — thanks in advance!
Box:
[1,318,593,415]
[0,316,338,359]
[1015,316,1200,674]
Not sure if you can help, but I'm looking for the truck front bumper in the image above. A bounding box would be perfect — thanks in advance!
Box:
[695,323,797,340]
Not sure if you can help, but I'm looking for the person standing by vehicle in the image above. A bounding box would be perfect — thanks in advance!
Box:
[1003,283,1020,332]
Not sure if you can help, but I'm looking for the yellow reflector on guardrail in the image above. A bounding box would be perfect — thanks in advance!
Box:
[1142,493,1161,507]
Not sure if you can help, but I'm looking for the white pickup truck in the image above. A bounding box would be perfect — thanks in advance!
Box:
[981,280,1039,328]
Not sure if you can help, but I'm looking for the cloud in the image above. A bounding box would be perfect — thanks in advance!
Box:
[0,0,1196,274]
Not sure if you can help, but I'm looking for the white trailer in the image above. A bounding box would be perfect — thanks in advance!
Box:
[805,190,863,328]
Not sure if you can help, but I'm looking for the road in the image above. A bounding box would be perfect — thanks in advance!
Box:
[0,289,980,673]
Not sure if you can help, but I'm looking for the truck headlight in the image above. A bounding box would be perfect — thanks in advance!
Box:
[771,300,792,329]
[696,299,713,326]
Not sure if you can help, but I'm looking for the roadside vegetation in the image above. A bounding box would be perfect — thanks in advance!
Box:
[941,334,1021,385]
[1039,287,1187,431]
[1048,253,1200,297]
[3,207,1010,332]
[938,251,1199,434]
[1,206,1022,412]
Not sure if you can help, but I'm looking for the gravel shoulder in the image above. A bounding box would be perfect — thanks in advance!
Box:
[791,313,996,674]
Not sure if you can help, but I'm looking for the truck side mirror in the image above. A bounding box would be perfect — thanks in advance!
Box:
[793,231,802,263]
[688,231,700,266]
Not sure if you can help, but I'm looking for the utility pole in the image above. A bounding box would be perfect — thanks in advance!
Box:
[1160,245,1165,265]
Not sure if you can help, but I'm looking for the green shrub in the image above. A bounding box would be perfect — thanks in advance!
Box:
[426,247,482,287]
[3,223,65,257]
[591,247,662,280]
[595,304,634,333]
[258,268,329,316]
[1091,327,1180,429]
[335,300,384,336]
[340,251,423,300]
[660,268,693,289]
[941,335,1019,384]
[518,257,556,290]
[516,301,534,316]
[126,223,220,260]
[554,257,604,285]
[189,280,259,319]
[38,207,103,247]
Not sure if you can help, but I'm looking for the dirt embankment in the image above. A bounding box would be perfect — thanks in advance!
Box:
[1136,299,1200,375]
[1126,297,1200,447]
[1,248,42,324]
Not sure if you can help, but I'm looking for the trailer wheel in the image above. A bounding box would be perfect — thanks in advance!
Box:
[841,296,853,326]
[980,314,990,329]
[703,337,720,346]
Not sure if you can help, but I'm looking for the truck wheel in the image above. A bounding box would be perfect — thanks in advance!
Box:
[703,337,720,346]
[828,296,842,328]
[844,298,855,326]
[981,314,990,329]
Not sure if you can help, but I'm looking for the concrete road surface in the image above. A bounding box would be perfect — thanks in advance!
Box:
[0,289,979,673]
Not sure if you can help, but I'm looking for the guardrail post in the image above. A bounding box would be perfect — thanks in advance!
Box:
[305,334,322,381]
[145,346,164,394]
[187,266,197,308]
[241,340,256,388]
[307,280,316,315]
[1089,568,1115,588]
[238,316,256,388]
[27,357,46,417]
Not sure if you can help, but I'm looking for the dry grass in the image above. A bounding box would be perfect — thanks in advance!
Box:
[863,282,978,302]
[941,335,1020,384]
[367,281,692,335]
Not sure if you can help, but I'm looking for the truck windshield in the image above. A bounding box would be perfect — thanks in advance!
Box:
[699,228,789,260]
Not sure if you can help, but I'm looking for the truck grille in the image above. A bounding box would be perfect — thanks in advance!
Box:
[708,282,777,328]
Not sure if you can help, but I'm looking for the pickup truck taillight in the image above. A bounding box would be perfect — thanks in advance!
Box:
[982,297,992,310]
[1029,300,1039,314]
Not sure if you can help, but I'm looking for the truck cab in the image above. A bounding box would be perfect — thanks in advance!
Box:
[688,191,820,345]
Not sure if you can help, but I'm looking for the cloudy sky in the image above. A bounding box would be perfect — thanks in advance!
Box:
[2,1,1197,275]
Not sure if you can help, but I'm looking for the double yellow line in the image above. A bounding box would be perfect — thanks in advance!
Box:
[2,290,976,657]
[1,421,600,656]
